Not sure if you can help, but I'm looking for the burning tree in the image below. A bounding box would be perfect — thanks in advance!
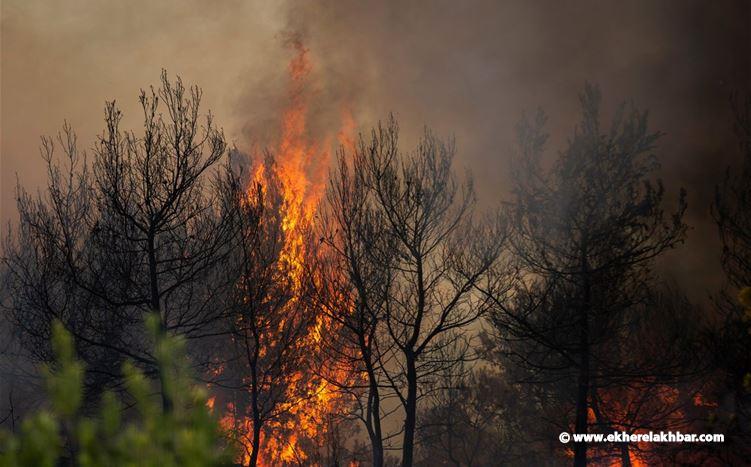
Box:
[214,155,323,467]
[204,38,360,466]
[485,85,689,466]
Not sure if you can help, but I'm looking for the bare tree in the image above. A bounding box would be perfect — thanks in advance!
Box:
[317,139,401,467]
[324,118,510,467]
[2,71,232,411]
[486,85,688,466]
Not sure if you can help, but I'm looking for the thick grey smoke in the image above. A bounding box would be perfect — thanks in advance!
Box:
[280,0,751,298]
[0,0,749,421]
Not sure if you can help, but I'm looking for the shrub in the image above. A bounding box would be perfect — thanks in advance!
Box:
[0,316,235,467]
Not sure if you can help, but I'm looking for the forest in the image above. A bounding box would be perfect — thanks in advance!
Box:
[0,69,748,466]
[1,1,750,466]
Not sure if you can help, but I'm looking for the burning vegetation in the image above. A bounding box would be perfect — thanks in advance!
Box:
[1,38,750,467]
[209,40,359,466]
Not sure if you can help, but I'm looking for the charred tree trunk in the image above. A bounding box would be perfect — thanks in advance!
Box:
[362,336,384,467]
[246,326,262,467]
[367,390,385,467]
[620,444,632,467]
[369,383,384,467]
[248,418,262,467]
[592,386,632,467]
[148,229,173,413]
[402,351,418,467]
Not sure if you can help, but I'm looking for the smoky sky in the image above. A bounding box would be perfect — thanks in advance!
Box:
[2,0,750,300]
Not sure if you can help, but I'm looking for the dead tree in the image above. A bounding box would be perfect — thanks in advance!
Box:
[325,117,510,467]
[2,71,232,410]
[316,140,401,467]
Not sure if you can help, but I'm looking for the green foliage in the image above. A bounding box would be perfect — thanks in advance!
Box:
[0,315,235,467]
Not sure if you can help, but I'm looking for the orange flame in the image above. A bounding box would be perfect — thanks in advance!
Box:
[213,39,356,467]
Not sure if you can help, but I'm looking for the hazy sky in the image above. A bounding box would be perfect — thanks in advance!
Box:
[2,0,750,299]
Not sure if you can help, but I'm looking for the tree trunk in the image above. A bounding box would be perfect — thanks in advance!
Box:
[369,376,385,467]
[573,315,590,467]
[574,253,592,467]
[620,443,632,467]
[592,388,631,467]
[362,330,384,467]
[148,230,173,413]
[402,352,418,467]
[248,327,262,467]
[248,418,262,467]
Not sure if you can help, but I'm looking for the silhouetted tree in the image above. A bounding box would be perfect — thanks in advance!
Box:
[2,71,233,411]
[316,136,401,467]
[324,118,511,467]
[709,91,751,462]
[480,283,706,466]
[486,86,688,466]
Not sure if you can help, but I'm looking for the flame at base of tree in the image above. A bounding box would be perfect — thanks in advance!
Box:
[208,39,358,466]
[560,384,724,466]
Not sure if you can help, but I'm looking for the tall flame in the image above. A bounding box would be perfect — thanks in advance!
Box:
[213,39,356,466]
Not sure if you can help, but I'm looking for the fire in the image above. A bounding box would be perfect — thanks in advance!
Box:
[591,384,693,466]
[210,38,357,466]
